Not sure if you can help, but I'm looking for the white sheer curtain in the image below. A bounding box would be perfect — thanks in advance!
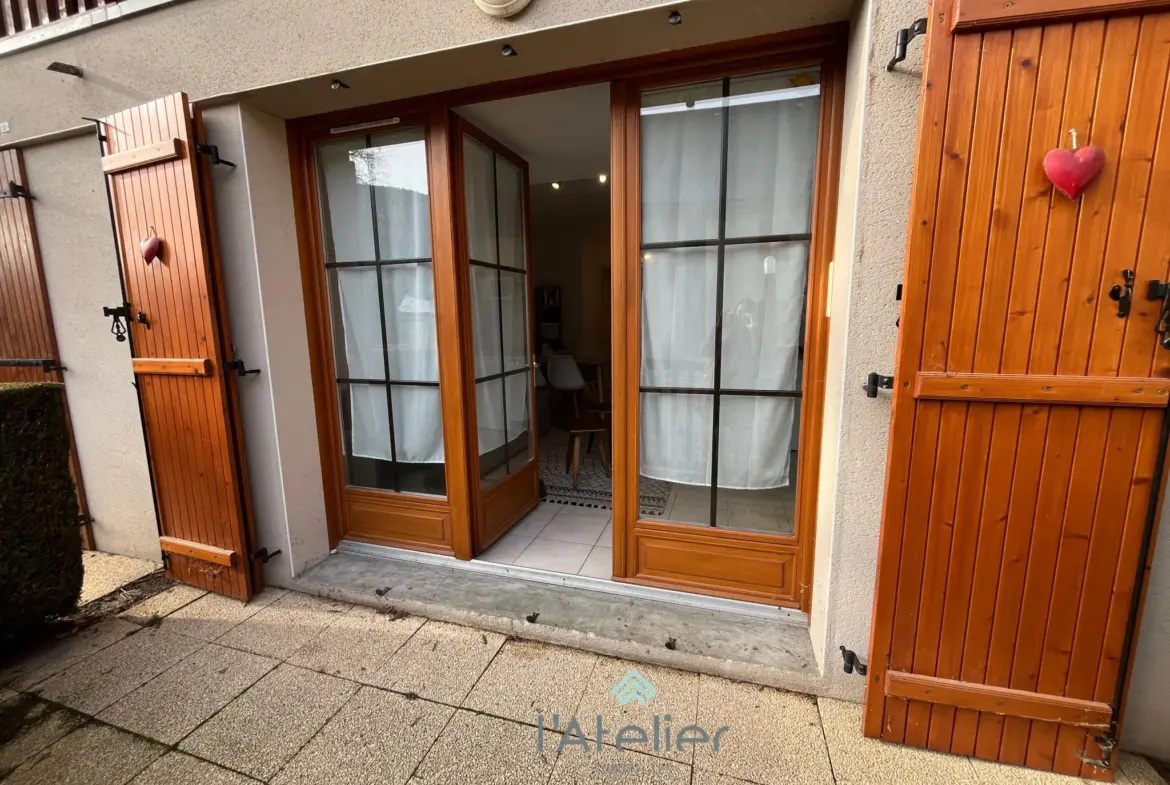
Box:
[319,129,445,469]
[640,71,819,490]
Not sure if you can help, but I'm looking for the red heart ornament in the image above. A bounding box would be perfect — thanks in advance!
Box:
[141,229,161,265]
[1043,145,1106,199]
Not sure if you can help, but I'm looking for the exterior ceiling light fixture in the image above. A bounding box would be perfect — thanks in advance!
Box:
[331,79,350,90]
[551,182,561,190]
[47,62,83,78]
[668,10,682,25]
[501,43,518,57]
[598,173,608,184]
[474,0,532,17]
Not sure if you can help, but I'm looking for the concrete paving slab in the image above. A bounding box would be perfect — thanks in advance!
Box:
[179,663,358,781]
[286,605,424,681]
[98,643,278,744]
[817,697,980,785]
[462,639,597,725]
[574,657,699,764]
[0,693,86,777]
[691,770,758,784]
[0,619,138,691]
[410,709,557,785]
[215,591,350,660]
[33,627,203,715]
[970,756,1148,785]
[4,722,164,785]
[128,752,260,785]
[1119,753,1170,785]
[80,551,158,605]
[549,743,692,784]
[298,551,450,604]
[371,620,504,704]
[692,675,832,785]
[119,585,207,625]
[161,587,287,642]
[272,685,454,785]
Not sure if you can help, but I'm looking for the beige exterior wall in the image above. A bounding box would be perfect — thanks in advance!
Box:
[22,136,160,563]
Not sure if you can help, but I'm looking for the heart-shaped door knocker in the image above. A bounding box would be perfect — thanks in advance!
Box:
[1043,129,1105,200]
[141,227,161,265]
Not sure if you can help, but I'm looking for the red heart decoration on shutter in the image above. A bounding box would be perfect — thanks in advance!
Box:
[1043,145,1106,199]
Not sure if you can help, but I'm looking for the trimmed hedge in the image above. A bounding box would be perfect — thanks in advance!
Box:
[0,383,82,639]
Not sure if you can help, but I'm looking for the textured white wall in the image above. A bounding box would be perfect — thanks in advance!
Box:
[23,136,160,562]
[202,104,331,585]
[1126,492,1170,758]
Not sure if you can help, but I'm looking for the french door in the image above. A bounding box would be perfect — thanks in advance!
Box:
[451,116,541,551]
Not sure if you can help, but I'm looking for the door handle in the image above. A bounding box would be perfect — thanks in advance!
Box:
[1108,269,1134,318]
[1147,279,1170,349]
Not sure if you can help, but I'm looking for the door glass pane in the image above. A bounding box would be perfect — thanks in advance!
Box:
[640,80,723,244]
[505,371,532,464]
[463,137,498,264]
[476,379,508,486]
[496,157,526,269]
[316,128,445,497]
[725,69,820,239]
[640,248,717,388]
[500,270,529,373]
[470,264,501,378]
[317,139,375,263]
[719,242,807,391]
[382,263,439,382]
[638,392,712,525]
[638,71,818,533]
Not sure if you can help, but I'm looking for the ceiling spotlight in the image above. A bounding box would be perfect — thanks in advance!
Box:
[598,173,608,184]
[501,44,518,57]
[47,62,83,78]
[551,182,561,190]
[668,10,682,25]
[331,79,350,90]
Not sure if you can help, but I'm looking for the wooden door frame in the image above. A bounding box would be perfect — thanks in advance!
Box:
[448,115,542,553]
[288,23,847,602]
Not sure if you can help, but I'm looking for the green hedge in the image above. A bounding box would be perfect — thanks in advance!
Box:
[0,383,82,639]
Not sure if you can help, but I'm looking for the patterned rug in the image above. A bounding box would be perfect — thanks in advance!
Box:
[539,429,669,516]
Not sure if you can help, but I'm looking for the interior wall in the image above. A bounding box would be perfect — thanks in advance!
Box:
[203,103,331,584]
[530,180,611,359]
[23,135,160,562]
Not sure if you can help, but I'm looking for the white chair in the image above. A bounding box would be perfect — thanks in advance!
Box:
[545,354,586,417]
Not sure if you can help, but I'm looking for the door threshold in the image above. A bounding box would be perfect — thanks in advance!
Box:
[338,539,805,625]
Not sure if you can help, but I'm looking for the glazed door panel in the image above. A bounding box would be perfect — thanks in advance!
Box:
[865,6,1170,779]
[451,117,540,551]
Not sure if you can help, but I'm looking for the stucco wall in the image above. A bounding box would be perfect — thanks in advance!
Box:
[22,135,160,562]
[202,103,331,584]
[1126,490,1170,758]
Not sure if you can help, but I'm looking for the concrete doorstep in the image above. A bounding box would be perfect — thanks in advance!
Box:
[0,580,1166,785]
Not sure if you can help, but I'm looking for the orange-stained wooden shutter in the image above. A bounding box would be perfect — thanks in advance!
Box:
[1,149,93,548]
[98,94,259,600]
[865,2,1170,780]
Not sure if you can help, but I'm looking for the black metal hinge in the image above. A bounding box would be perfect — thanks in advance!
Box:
[840,646,868,676]
[224,358,261,377]
[1081,733,1116,770]
[862,372,894,398]
[0,181,33,200]
[195,143,236,168]
[103,304,131,343]
[250,547,282,564]
[887,17,928,72]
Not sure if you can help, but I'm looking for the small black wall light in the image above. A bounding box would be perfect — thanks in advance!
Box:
[668,10,682,25]
[501,43,518,57]
[330,79,350,90]
[47,62,83,78]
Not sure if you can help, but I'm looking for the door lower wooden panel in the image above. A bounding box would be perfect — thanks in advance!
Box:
[479,465,539,551]
[624,521,797,605]
[343,489,454,555]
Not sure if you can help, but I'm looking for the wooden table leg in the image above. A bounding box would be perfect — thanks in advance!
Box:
[599,432,611,477]
[570,435,582,490]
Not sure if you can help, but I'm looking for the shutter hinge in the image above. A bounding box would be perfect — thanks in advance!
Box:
[223,358,261,377]
[250,547,282,564]
[0,181,33,200]
[862,373,894,398]
[886,17,928,72]
[1080,733,1116,770]
[194,143,236,168]
[839,646,868,676]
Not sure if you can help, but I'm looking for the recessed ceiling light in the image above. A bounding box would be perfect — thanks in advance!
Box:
[551,182,561,190]
[598,173,608,184]
[330,79,350,90]
[501,44,518,57]
[668,10,682,25]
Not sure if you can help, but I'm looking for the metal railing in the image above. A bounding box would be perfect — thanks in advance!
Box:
[1,0,118,40]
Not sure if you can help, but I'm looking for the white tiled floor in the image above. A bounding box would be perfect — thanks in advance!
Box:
[477,503,613,579]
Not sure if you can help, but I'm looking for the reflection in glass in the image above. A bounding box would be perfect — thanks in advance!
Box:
[316,127,446,496]
[637,68,819,534]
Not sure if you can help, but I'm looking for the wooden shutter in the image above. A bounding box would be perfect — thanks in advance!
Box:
[865,2,1170,779]
[99,94,259,600]
[1,149,92,548]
